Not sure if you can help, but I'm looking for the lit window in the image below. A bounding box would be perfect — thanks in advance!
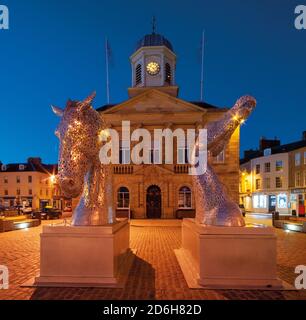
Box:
[276,160,283,171]
[117,187,130,209]
[295,153,301,166]
[150,140,161,164]
[276,177,283,188]
[178,146,190,164]
[277,194,287,209]
[119,142,130,164]
[264,162,271,173]
[253,195,267,209]
[178,186,192,209]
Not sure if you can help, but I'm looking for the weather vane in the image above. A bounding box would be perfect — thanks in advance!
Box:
[152,16,156,34]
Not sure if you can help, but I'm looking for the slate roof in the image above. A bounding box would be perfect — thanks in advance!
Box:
[0,158,58,174]
[240,139,306,164]
[135,33,174,52]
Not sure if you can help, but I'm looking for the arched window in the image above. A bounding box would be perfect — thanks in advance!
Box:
[117,187,130,209]
[165,63,172,84]
[135,64,142,86]
[178,186,192,209]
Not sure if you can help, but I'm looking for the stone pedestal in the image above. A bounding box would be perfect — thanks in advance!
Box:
[34,218,133,288]
[175,218,283,290]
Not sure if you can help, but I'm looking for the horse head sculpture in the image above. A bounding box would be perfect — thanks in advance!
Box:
[52,92,114,226]
[194,95,256,227]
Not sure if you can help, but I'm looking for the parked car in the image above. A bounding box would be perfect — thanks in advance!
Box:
[239,204,246,217]
[31,207,62,220]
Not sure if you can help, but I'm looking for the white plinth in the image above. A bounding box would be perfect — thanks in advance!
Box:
[34,218,133,288]
[175,218,283,290]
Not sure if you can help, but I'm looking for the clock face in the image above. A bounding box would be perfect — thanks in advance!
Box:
[146,61,160,76]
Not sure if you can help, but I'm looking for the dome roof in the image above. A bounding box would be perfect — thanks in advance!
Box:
[135,33,174,52]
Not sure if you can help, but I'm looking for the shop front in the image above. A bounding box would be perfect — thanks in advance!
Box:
[252,192,290,214]
[290,188,306,217]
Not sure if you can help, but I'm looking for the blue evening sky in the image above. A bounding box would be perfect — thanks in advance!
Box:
[0,0,305,164]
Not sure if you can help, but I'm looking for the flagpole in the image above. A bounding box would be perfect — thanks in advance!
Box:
[200,30,205,102]
[105,37,110,104]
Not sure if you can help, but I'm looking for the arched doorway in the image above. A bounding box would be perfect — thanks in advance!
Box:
[146,185,162,219]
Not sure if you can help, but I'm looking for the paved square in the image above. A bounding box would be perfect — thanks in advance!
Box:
[0,217,305,300]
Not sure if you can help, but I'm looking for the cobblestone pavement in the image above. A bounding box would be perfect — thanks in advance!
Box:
[0,218,305,300]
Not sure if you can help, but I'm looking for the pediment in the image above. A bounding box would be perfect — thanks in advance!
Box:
[100,89,206,115]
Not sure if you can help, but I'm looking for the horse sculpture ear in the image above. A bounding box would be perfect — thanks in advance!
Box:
[80,91,96,110]
[51,105,64,117]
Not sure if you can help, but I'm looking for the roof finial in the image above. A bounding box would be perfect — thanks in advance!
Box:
[151,16,156,34]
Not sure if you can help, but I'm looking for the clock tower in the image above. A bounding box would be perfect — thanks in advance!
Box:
[128,28,178,98]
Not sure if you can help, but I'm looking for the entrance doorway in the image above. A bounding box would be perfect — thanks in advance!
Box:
[268,195,276,212]
[146,185,162,219]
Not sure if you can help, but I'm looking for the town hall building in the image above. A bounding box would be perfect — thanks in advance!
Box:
[97,31,241,219]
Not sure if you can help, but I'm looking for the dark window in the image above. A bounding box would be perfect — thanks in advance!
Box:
[178,186,192,208]
[165,63,171,84]
[28,175,32,183]
[117,187,130,208]
[135,64,142,86]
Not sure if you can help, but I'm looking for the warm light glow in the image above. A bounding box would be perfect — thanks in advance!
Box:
[99,129,110,141]
[146,61,160,75]
[232,115,238,121]
[240,119,245,124]
[50,175,56,184]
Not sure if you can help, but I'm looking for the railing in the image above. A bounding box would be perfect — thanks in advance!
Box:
[113,165,134,175]
[174,164,190,174]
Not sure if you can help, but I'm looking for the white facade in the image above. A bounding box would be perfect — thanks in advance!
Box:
[241,152,290,214]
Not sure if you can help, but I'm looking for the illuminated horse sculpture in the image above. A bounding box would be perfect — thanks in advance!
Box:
[193,95,256,227]
[52,92,114,226]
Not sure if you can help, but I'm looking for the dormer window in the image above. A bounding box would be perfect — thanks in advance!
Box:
[19,164,25,171]
[1,164,7,171]
[165,63,172,84]
[135,64,142,86]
